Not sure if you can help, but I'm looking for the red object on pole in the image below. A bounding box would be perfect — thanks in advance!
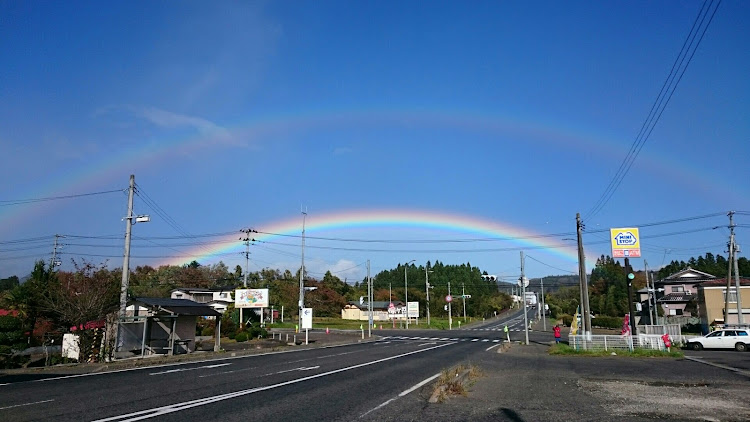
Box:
[661,333,671,349]
[326,327,329,334]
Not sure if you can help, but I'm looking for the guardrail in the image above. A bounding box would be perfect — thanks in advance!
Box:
[568,334,676,351]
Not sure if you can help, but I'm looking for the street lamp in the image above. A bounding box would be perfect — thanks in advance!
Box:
[404,260,415,329]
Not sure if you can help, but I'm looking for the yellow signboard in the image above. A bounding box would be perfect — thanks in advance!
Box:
[610,227,641,258]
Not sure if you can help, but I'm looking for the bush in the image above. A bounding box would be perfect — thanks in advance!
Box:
[560,314,573,327]
[591,316,622,329]
[201,326,215,337]
[235,332,248,342]
[247,326,267,339]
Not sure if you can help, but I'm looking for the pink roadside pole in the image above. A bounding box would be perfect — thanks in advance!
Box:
[622,313,634,351]
[661,332,672,352]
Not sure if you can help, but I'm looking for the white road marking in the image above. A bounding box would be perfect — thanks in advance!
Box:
[94,342,455,422]
[149,363,231,375]
[471,339,479,342]
[684,356,750,376]
[360,372,442,418]
[486,344,502,351]
[417,342,436,347]
[1,341,362,387]
[0,399,54,410]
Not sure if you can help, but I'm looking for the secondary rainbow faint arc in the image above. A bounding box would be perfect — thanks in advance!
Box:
[163,209,589,268]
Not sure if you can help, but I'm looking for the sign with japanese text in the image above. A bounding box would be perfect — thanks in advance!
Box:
[610,227,641,258]
[235,289,269,308]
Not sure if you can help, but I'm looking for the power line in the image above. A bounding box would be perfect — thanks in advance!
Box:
[0,189,126,206]
[525,255,578,275]
[585,0,722,219]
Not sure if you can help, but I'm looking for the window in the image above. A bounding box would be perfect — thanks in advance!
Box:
[175,294,183,298]
[738,331,749,337]
[723,289,738,303]
[706,332,722,338]
[672,286,684,293]
[220,293,227,298]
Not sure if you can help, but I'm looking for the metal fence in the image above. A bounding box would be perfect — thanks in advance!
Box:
[568,334,673,351]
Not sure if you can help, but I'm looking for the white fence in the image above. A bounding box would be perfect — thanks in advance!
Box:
[568,334,676,351]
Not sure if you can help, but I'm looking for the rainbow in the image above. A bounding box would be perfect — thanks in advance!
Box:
[162,208,591,269]
[2,107,742,232]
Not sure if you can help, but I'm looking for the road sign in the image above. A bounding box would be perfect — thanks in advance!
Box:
[445,295,453,303]
[462,295,471,299]
[610,227,641,258]
[407,302,419,318]
[301,308,313,330]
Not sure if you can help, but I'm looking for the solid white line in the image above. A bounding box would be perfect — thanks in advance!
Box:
[149,363,231,376]
[398,372,441,397]
[486,344,501,351]
[0,399,54,410]
[684,356,750,376]
[93,342,455,422]
[360,372,441,418]
[0,341,369,387]
[359,398,396,418]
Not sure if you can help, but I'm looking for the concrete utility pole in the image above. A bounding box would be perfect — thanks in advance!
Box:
[367,260,372,337]
[119,175,135,319]
[576,213,592,337]
[650,271,659,325]
[541,277,546,332]
[298,209,307,331]
[448,281,452,330]
[644,261,653,325]
[520,251,529,345]
[725,211,744,325]
[462,283,468,321]
[425,267,433,326]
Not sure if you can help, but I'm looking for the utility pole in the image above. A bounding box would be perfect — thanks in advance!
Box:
[541,277,546,332]
[50,234,63,269]
[650,271,659,325]
[448,281,452,330]
[119,175,135,320]
[625,257,637,335]
[462,283,466,321]
[298,209,307,331]
[726,211,744,325]
[644,260,654,325]
[367,260,372,337]
[520,251,529,345]
[425,267,432,326]
[576,213,591,337]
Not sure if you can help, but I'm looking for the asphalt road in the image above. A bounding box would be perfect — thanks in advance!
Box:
[2,307,748,422]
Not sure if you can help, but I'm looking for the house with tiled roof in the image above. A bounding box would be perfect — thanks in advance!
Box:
[653,267,714,319]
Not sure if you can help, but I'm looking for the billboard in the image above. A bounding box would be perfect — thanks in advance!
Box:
[407,302,419,318]
[610,227,641,258]
[235,289,269,308]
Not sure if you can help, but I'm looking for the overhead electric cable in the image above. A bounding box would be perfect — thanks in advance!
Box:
[0,189,126,206]
[585,0,722,219]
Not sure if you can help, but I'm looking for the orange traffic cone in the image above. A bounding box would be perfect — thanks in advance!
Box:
[326,327,329,334]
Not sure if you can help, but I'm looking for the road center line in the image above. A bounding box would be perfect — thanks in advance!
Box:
[0,399,55,410]
[93,342,455,422]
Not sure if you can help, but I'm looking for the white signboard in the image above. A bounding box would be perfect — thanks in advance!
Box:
[235,289,269,308]
[407,301,419,318]
[301,307,313,329]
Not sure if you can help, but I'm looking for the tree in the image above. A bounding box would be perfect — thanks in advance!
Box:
[0,276,19,292]
[39,260,120,361]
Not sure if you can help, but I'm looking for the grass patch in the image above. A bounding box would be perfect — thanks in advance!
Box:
[431,364,482,402]
[549,343,684,358]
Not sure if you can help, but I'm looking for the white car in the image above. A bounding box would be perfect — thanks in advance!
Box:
[687,329,750,352]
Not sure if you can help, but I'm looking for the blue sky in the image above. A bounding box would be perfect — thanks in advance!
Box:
[1,1,748,282]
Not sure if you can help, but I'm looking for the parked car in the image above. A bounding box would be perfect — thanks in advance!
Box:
[686,329,750,351]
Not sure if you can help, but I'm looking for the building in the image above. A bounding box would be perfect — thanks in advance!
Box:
[170,288,234,314]
[696,277,750,330]
[342,301,404,321]
[653,268,712,320]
